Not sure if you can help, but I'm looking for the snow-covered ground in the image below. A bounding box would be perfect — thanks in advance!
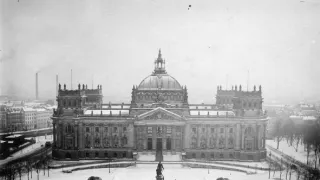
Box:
[219,161,270,169]
[21,164,296,180]
[266,139,314,165]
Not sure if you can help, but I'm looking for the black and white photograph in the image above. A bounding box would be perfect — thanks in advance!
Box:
[0,0,320,179]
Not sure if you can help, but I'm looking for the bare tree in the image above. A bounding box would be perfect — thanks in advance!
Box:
[273,119,284,150]
[15,161,23,180]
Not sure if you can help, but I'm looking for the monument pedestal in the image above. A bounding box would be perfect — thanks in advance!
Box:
[156,175,164,180]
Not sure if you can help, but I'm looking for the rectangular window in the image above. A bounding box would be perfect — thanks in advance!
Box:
[95,127,99,132]
[229,128,233,133]
[147,127,152,134]
[211,128,215,134]
[192,127,197,134]
[220,128,224,133]
[167,127,172,134]
[114,127,118,133]
[202,128,205,133]
[123,127,127,132]
[86,127,90,132]
[104,127,108,133]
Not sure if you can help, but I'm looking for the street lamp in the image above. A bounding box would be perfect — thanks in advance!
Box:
[269,152,271,179]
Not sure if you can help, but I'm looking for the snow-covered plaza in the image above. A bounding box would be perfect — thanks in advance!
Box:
[20,163,296,180]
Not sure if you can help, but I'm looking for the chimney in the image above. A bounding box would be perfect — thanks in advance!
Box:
[36,72,39,100]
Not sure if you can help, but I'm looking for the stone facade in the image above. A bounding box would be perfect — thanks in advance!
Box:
[52,50,267,161]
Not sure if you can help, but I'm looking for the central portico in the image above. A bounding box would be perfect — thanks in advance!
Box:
[134,107,185,153]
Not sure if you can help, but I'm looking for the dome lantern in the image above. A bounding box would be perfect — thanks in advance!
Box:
[153,49,166,75]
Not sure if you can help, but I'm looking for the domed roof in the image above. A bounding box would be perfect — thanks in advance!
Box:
[138,74,182,90]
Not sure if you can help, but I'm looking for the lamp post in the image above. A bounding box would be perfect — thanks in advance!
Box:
[269,152,271,179]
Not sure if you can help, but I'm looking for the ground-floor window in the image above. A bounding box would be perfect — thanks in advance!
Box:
[114,152,117,158]
[123,152,126,158]
[192,153,196,158]
[104,152,108,158]
[201,153,205,159]
[95,152,99,158]
[86,152,89,158]
[211,153,214,159]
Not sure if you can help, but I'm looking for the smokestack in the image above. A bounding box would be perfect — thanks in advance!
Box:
[36,72,39,100]
[56,74,58,97]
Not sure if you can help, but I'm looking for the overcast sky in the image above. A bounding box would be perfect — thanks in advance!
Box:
[0,0,320,104]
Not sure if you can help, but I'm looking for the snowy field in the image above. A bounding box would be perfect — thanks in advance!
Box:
[266,139,314,165]
[20,164,294,180]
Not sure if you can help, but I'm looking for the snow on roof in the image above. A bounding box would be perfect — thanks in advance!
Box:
[6,134,23,138]
[101,105,131,109]
[23,107,36,112]
[189,110,235,117]
[189,106,213,110]
[84,110,129,115]
[302,116,317,121]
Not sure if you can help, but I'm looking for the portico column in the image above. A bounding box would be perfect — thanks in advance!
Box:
[172,126,176,151]
[241,125,245,150]
[184,124,189,149]
[79,123,83,149]
[74,123,78,148]
[225,125,228,149]
[197,125,200,149]
[163,137,166,150]
[215,125,219,149]
[235,124,240,150]
[181,127,184,150]
[152,126,156,150]
[144,126,147,150]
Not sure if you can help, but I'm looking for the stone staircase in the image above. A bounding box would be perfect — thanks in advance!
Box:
[155,150,163,162]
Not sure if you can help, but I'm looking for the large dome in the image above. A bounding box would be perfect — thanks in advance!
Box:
[137,49,182,90]
[138,74,182,90]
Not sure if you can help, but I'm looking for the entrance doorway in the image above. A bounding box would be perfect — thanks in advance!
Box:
[166,138,171,150]
[148,138,152,150]
[156,138,162,151]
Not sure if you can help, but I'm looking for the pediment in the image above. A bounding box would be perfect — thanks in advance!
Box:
[138,107,182,121]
